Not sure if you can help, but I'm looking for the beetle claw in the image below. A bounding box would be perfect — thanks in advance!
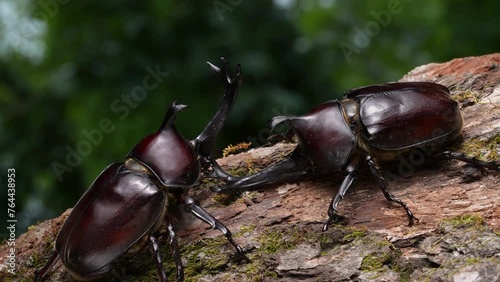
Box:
[322,213,348,231]
[232,250,251,264]
[408,215,419,226]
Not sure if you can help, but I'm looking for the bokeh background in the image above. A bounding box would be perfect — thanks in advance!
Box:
[1,0,499,237]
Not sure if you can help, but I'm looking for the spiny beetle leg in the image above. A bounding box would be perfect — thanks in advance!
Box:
[148,234,169,282]
[434,151,500,171]
[203,155,235,180]
[365,156,418,226]
[33,251,59,282]
[167,221,183,282]
[212,151,311,193]
[323,169,357,231]
[182,196,246,262]
[196,58,242,161]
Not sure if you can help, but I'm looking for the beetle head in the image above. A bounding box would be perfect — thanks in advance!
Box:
[128,102,200,187]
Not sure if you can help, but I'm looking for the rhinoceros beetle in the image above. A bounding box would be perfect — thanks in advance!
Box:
[213,82,500,231]
[35,58,244,282]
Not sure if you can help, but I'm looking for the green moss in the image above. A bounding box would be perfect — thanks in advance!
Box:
[240,191,261,202]
[236,224,257,237]
[239,252,278,282]
[361,253,390,272]
[210,191,243,206]
[119,226,308,281]
[135,268,161,282]
[318,225,369,256]
[22,226,60,279]
[180,237,232,277]
[178,227,302,282]
[464,257,481,264]
[452,90,481,103]
[361,246,403,279]
[33,235,57,268]
[319,225,367,244]
[226,160,257,177]
[358,235,404,279]
[210,190,261,207]
[392,263,413,282]
[257,230,297,254]
[460,134,500,161]
[343,229,367,241]
[27,252,46,270]
[129,235,241,281]
[442,214,486,230]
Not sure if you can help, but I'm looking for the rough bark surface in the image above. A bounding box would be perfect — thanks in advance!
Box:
[1,54,500,282]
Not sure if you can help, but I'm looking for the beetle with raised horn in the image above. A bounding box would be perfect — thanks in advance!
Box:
[34,58,243,282]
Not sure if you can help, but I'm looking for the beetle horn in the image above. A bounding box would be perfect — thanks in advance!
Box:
[195,58,242,158]
[160,101,188,130]
[270,116,300,131]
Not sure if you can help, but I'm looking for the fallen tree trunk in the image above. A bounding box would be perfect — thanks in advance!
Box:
[1,54,499,282]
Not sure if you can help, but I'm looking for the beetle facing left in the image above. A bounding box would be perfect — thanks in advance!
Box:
[212,82,500,231]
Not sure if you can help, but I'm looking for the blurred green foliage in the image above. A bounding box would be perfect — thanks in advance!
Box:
[1,0,499,236]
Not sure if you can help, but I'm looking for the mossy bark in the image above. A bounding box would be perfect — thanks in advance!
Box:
[2,54,500,281]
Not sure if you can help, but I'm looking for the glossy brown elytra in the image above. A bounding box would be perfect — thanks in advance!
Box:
[213,82,500,230]
[35,58,244,282]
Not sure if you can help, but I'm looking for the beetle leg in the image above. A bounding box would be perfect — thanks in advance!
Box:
[182,196,246,261]
[365,156,418,226]
[323,168,357,231]
[434,151,500,171]
[212,150,312,192]
[195,58,242,161]
[148,234,169,282]
[202,155,235,180]
[167,221,184,282]
[33,251,59,282]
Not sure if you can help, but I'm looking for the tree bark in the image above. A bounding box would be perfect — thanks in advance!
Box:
[1,54,499,282]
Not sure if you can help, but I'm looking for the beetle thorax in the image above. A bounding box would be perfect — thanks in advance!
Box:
[290,101,358,172]
[128,127,201,187]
